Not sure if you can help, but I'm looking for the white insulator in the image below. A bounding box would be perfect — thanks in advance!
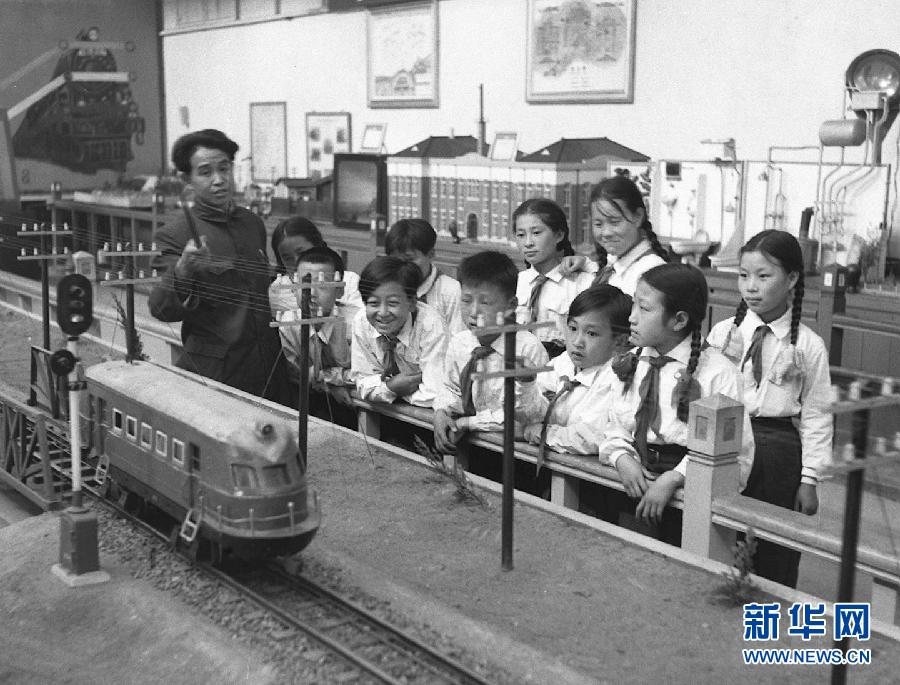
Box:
[317,271,325,282]
[495,312,504,325]
[32,248,38,255]
[116,242,122,251]
[874,437,887,456]
[138,270,145,278]
[882,377,895,395]
[152,269,158,277]
[118,270,125,279]
[476,314,485,328]
[103,242,110,251]
[847,380,862,400]
[138,242,144,251]
[105,272,112,280]
[830,385,841,404]
[20,248,25,256]
[842,443,856,461]
[63,246,70,254]
[151,242,157,251]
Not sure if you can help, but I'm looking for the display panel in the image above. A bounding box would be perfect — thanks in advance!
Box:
[332,153,388,230]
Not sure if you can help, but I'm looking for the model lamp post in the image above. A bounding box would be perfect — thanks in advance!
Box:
[51,275,109,586]
[472,311,553,571]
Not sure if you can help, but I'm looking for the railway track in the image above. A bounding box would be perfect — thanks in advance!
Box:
[0,382,498,685]
[215,562,494,685]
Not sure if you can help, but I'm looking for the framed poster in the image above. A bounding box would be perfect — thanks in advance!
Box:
[306,111,351,179]
[490,132,519,161]
[526,0,636,104]
[366,1,438,108]
[250,102,287,182]
[359,123,387,153]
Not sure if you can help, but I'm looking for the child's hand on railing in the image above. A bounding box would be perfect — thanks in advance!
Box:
[615,455,649,500]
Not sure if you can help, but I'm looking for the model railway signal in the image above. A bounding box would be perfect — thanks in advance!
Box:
[56,273,93,336]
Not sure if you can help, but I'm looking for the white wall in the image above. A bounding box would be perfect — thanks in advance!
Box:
[162,0,900,192]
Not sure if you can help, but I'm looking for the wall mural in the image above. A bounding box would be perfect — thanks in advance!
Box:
[12,27,146,175]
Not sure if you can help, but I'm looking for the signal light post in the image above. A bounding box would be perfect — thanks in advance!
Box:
[51,274,109,586]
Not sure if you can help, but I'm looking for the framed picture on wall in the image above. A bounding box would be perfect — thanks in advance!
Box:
[366,1,438,108]
[359,123,387,153]
[305,111,351,179]
[526,0,636,104]
[250,102,287,182]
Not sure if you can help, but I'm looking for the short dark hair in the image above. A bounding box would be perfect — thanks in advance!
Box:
[568,285,632,336]
[297,246,345,277]
[457,251,518,299]
[358,256,423,301]
[171,129,239,175]
[385,218,437,256]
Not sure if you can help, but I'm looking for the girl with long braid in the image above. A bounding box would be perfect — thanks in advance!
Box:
[707,230,832,587]
[600,264,754,543]
[588,175,669,295]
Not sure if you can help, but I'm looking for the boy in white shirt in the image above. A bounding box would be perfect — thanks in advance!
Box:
[433,251,548,452]
[385,218,465,334]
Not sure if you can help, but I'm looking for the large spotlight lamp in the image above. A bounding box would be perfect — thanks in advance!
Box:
[845,49,900,163]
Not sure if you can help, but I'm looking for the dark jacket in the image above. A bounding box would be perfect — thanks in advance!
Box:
[149,200,289,403]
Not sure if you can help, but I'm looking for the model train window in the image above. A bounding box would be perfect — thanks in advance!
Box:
[260,465,289,486]
[112,408,123,433]
[231,464,258,488]
[140,423,152,450]
[155,431,168,458]
[125,415,137,441]
[172,439,185,466]
[98,397,108,426]
[190,444,201,471]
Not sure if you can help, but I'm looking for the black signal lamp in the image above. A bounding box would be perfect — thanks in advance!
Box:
[57,274,93,336]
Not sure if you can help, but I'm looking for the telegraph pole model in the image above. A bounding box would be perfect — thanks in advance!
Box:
[50,273,109,586]
[97,241,162,360]
[17,222,73,398]
[472,312,553,570]
[824,372,900,685]
[269,271,344,471]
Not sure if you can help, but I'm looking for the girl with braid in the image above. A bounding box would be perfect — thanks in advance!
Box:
[561,176,669,297]
[707,230,832,587]
[600,264,754,543]
[513,198,596,358]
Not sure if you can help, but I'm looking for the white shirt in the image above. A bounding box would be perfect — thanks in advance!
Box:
[516,353,617,455]
[607,240,667,297]
[351,302,448,406]
[707,309,833,485]
[599,336,755,487]
[418,266,465,334]
[269,270,363,319]
[434,327,548,432]
[515,263,596,344]
[279,306,354,387]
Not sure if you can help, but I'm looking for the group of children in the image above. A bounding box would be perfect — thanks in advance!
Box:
[269,175,833,589]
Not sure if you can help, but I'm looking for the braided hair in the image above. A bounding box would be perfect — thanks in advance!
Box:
[736,229,804,344]
[590,176,669,261]
[640,264,708,420]
[511,198,576,262]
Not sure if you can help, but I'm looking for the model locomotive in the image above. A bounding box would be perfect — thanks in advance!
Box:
[84,360,319,558]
